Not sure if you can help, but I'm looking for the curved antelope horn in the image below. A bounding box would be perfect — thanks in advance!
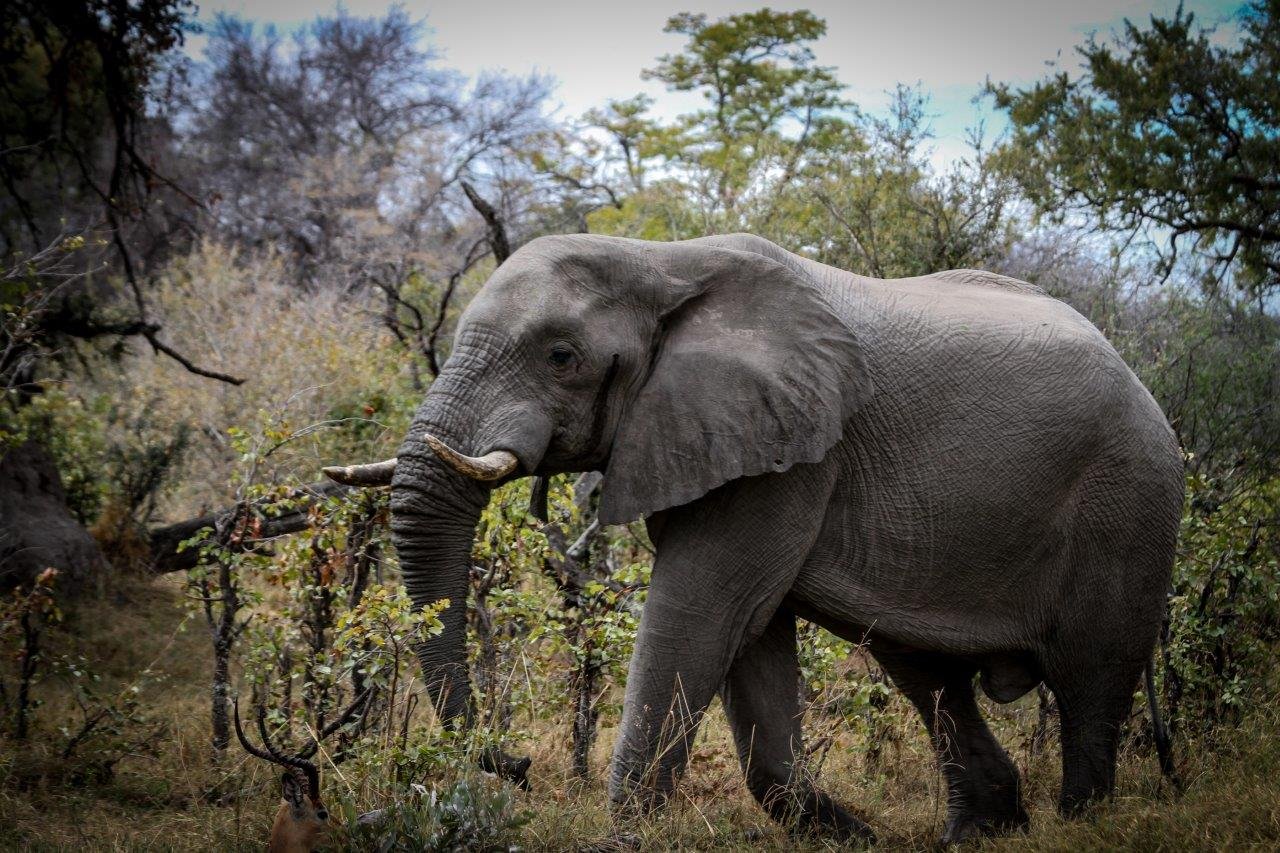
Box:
[322,458,397,486]
[232,696,277,765]
[254,705,321,800]
[233,695,321,800]
[424,433,518,481]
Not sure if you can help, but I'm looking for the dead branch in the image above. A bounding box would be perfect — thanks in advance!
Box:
[146,480,354,574]
[460,180,511,265]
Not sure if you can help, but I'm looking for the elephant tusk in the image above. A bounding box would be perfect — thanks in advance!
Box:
[322,458,397,486]
[424,433,518,482]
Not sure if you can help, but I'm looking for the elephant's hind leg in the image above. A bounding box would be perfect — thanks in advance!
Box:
[1041,641,1149,815]
[873,644,1029,844]
[721,609,875,843]
[1042,483,1173,815]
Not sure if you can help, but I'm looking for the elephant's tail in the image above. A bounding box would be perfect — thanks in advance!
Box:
[1144,657,1179,787]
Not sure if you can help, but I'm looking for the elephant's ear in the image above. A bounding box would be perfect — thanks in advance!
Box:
[597,245,873,524]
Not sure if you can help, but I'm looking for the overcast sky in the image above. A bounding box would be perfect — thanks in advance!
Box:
[190,0,1246,165]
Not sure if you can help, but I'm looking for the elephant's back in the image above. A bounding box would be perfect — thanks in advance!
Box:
[858,271,1177,458]
[916,268,1047,297]
[855,271,1180,486]
[848,271,1115,389]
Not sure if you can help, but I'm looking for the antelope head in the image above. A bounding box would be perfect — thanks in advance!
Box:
[234,690,371,853]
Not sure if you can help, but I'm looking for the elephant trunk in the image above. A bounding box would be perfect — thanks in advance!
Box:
[389,331,552,729]
[391,417,488,727]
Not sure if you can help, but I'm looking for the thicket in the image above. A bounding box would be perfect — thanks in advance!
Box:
[2,2,1278,849]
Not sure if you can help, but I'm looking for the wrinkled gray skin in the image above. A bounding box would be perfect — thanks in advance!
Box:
[389,233,1182,844]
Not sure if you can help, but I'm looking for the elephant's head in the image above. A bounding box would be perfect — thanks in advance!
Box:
[327,233,871,729]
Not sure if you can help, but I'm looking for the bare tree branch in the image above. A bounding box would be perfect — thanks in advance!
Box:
[461,180,511,264]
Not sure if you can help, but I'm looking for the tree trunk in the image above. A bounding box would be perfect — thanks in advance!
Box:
[571,632,602,779]
[210,636,231,755]
[0,441,106,594]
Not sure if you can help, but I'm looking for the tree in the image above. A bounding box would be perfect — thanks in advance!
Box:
[573,9,865,241]
[0,0,239,408]
[0,0,195,257]
[647,10,846,139]
[1,2,237,597]
[187,8,462,279]
[584,95,662,194]
[579,12,1012,271]
[987,0,1280,295]
[645,9,857,226]
[186,8,570,376]
[525,96,662,229]
[803,86,1016,278]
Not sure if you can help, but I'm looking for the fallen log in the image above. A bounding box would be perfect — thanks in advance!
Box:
[147,480,355,574]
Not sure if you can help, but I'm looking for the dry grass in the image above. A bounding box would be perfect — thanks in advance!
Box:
[2,577,1277,851]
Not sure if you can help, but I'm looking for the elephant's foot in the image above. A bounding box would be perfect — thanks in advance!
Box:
[939,802,1029,846]
[773,787,877,845]
[936,745,1028,845]
[795,805,876,846]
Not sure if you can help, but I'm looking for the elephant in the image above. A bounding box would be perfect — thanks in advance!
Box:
[325,232,1183,845]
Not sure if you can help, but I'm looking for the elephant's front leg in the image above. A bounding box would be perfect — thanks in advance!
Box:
[605,585,732,815]
[605,467,836,824]
[721,609,875,843]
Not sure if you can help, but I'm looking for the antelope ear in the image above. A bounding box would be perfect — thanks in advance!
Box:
[598,245,872,524]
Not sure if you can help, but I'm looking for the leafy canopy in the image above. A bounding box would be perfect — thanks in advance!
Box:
[565,9,865,241]
[987,0,1280,294]
[645,9,846,137]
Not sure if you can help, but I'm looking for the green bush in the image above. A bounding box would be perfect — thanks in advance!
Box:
[1162,473,1280,732]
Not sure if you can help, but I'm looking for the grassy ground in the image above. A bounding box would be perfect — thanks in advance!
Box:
[2,578,1277,851]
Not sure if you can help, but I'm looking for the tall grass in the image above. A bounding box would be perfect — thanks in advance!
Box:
[1,575,1276,851]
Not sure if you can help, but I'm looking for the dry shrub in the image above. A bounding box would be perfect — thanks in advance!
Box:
[89,500,154,573]
[98,241,406,520]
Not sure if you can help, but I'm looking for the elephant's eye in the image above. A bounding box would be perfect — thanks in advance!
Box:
[547,346,574,368]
